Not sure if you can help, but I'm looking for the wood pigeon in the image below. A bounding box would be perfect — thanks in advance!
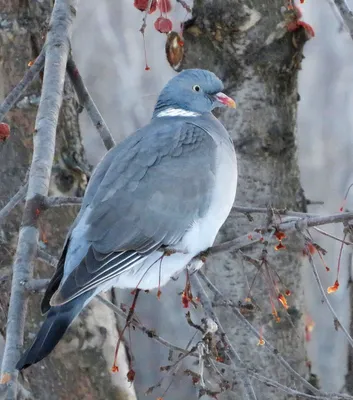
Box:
[16,69,238,370]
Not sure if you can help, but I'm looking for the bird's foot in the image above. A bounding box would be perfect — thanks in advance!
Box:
[181,271,198,308]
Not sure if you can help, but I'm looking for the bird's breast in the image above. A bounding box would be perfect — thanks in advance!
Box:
[179,135,238,255]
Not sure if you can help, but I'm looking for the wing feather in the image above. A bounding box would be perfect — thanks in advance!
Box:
[51,249,145,305]
[52,118,219,305]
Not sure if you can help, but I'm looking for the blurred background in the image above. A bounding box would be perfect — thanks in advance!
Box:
[70,0,353,395]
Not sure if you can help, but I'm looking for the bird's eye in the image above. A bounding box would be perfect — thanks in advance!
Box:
[192,85,201,92]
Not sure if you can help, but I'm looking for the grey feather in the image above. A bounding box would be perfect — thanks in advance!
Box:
[86,117,218,253]
[51,116,222,305]
[18,69,238,370]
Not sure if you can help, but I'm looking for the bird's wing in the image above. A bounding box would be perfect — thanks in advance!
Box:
[50,119,218,306]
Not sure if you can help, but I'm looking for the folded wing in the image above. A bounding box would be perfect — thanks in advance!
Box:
[48,120,217,306]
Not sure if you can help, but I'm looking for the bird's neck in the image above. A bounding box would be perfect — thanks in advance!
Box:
[153,95,202,118]
[153,108,201,118]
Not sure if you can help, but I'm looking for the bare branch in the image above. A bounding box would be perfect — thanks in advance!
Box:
[44,196,82,208]
[207,232,263,255]
[281,212,353,230]
[243,369,353,400]
[196,270,322,396]
[24,279,50,292]
[0,193,81,229]
[96,295,194,357]
[231,206,317,218]
[175,0,192,13]
[139,0,154,34]
[0,1,78,397]
[193,272,353,399]
[0,183,28,227]
[327,0,353,40]
[307,253,353,348]
[190,274,258,400]
[18,273,353,400]
[313,226,353,245]
[24,256,197,359]
[306,200,325,206]
[66,56,115,151]
[0,51,45,122]
[207,211,353,256]
[37,249,58,268]
[26,243,353,399]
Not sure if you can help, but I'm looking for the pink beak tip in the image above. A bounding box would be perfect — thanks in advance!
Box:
[215,92,236,108]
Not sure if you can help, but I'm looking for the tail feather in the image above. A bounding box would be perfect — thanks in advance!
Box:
[41,239,70,315]
[16,291,93,370]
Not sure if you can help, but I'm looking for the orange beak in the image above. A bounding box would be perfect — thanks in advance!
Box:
[215,92,236,108]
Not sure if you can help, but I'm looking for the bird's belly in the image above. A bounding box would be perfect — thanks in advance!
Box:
[106,251,195,290]
[178,140,238,255]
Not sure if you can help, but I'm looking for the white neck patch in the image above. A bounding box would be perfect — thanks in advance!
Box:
[156,108,200,118]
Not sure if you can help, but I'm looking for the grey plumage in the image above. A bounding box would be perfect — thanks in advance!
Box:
[52,116,220,305]
[16,69,237,370]
[16,290,93,370]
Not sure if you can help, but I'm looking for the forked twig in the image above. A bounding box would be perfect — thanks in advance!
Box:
[307,253,353,348]
[0,51,45,122]
[66,57,115,150]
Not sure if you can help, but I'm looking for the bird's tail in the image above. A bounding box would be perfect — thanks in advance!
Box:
[16,290,93,370]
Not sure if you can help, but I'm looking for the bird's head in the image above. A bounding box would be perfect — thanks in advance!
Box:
[153,69,236,118]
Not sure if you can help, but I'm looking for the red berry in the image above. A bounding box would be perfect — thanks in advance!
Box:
[154,17,172,33]
[134,0,157,13]
[0,123,10,141]
[127,369,135,382]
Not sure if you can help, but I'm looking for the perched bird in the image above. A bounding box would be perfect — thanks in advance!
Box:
[17,69,238,370]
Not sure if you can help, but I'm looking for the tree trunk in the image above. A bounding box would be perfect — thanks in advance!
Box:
[0,1,135,399]
[181,1,308,398]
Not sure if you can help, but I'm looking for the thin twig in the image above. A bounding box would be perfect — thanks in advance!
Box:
[313,226,353,245]
[307,200,325,206]
[284,212,353,230]
[0,194,81,227]
[66,57,115,150]
[231,206,317,218]
[37,249,58,268]
[190,274,258,400]
[207,212,353,256]
[96,295,194,357]
[0,2,78,397]
[176,0,192,13]
[44,196,82,207]
[308,254,353,349]
[24,279,50,292]
[327,0,353,40]
[28,250,353,400]
[15,273,197,359]
[243,369,353,400]
[212,362,353,399]
[139,0,154,34]
[208,232,263,255]
[0,183,28,227]
[0,51,45,122]
[16,273,353,400]
[196,270,322,396]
